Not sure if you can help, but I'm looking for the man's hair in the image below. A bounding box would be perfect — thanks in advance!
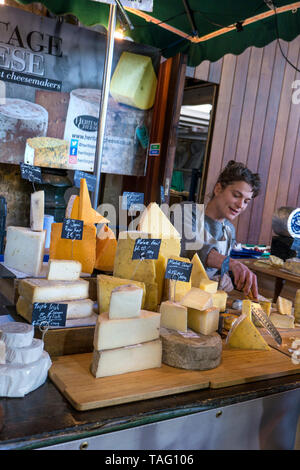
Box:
[216,160,261,198]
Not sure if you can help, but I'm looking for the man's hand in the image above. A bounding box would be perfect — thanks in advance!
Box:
[229,259,258,298]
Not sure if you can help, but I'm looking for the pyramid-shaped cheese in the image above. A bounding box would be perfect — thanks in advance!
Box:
[78,178,109,225]
[191,253,209,287]
[137,203,180,239]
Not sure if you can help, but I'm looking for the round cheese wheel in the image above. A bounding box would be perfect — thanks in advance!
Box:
[6,338,44,365]
[160,328,222,370]
[0,323,34,348]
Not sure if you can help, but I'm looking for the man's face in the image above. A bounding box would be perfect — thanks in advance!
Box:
[213,180,253,221]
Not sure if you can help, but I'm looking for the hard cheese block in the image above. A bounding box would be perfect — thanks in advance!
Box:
[0,322,34,348]
[226,313,270,350]
[91,339,162,378]
[25,136,69,168]
[4,226,46,276]
[269,312,295,328]
[47,259,82,281]
[97,274,146,314]
[137,202,180,239]
[95,224,117,272]
[160,328,222,370]
[188,307,220,335]
[109,284,143,319]
[110,51,157,110]
[49,222,96,274]
[94,310,161,350]
[212,290,228,312]
[180,287,213,311]
[191,253,209,287]
[159,301,187,332]
[198,279,218,294]
[18,278,89,303]
[30,191,44,231]
[276,296,293,315]
[16,296,93,322]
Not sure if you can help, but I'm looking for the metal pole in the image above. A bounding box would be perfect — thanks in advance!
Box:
[93,4,117,209]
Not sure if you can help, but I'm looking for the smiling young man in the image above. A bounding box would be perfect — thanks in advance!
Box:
[200,160,261,298]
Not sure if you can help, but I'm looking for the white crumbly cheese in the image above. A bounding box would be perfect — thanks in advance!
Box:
[30,191,45,231]
[93,310,160,351]
[46,259,82,281]
[6,338,44,365]
[4,226,46,276]
[0,351,51,397]
[108,284,143,319]
[91,339,162,378]
[18,278,89,303]
[0,340,5,365]
[0,322,34,348]
[159,301,187,332]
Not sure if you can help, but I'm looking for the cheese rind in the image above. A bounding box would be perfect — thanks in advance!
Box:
[46,259,82,281]
[4,227,46,276]
[30,191,44,231]
[159,301,187,332]
[18,278,89,303]
[180,287,213,311]
[187,307,220,335]
[0,322,34,348]
[108,284,143,319]
[97,274,146,314]
[16,296,93,321]
[91,339,162,378]
[93,310,160,350]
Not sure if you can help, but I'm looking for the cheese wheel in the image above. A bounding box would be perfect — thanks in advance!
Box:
[0,322,34,348]
[6,338,44,365]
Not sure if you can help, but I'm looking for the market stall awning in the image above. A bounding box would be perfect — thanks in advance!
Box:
[16,0,300,66]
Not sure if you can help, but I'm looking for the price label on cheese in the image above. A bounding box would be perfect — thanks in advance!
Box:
[32,302,67,327]
[20,163,43,183]
[165,258,192,282]
[132,238,161,260]
[61,218,83,240]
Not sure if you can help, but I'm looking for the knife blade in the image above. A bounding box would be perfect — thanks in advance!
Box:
[250,303,282,345]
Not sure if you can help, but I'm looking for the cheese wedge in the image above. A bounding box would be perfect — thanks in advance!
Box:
[144,282,159,311]
[108,284,143,319]
[198,279,218,294]
[226,313,270,350]
[46,259,82,281]
[4,227,46,276]
[269,312,295,329]
[16,296,93,322]
[93,310,160,350]
[187,307,220,335]
[49,222,96,274]
[91,339,162,378]
[180,287,213,311]
[159,300,187,332]
[253,300,272,327]
[276,296,293,315]
[137,203,180,239]
[78,178,109,226]
[212,290,228,312]
[191,253,209,287]
[18,278,89,303]
[30,191,44,231]
[95,225,117,272]
[97,274,146,314]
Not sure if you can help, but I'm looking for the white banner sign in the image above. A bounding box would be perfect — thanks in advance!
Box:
[92,0,153,12]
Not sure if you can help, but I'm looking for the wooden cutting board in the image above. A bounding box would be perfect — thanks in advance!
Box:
[262,328,300,357]
[49,345,300,410]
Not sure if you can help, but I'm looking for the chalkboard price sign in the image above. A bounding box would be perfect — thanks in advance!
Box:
[122,192,144,211]
[165,258,192,282]
[132,238,161,260]
[74,171,97,192]
[61,218,83,240]
[20,163,43,184]
[32,302,68,327]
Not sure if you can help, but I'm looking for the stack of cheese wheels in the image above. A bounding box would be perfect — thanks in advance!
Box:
[16,260,95,323]
[0,322,51,397]
[91,284,162,378]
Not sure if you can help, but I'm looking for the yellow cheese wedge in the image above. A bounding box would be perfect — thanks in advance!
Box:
[78,179,110,226]
[198,279,218,294]
[137,203,180,239]
[188,307,220,335]
[94,225,117,272]
[97,274,146,314]
[212,290,228,312]
[191,253,209,287]
[226,313,270,350]
[159,300,187,332]
[49,222,96,274]
[242,299,253,320]
[110,51,157,110]
[276,296,293,315]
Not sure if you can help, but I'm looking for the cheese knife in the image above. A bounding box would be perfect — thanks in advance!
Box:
[246,290,282,346]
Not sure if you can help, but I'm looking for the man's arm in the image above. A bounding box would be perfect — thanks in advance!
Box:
[206,248,258,298]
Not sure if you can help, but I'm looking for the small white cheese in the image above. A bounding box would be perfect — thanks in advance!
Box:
[46,259,82,281]
[108,284,143,319]
[0,322,34,348]
[6,338,44,365]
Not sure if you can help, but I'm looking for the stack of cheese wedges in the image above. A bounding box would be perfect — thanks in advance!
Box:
[226,300,270,350]
[269,295,295,329]
[49,178,117,274]
[4,190,46,276]
[91,284,162,377]
[0,322,51,397]
[16,260,94,323]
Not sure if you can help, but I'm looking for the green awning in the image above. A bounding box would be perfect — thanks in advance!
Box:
[16,1,300,66]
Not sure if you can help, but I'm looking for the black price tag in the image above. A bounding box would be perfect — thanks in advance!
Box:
[32,303,68,327]
[165,258,192,282]
[122,192,144,211]
[61,218,83,240]
[74,171,97,192]
[20,163,43,183]
[132,238,161,260]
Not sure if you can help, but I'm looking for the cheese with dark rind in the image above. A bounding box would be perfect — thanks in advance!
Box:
[160,328,222,370]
